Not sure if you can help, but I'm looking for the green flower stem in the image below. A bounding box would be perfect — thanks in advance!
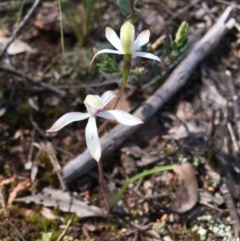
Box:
[97,55,132,212]
[98,54,132,134]
[113,54,131,109]
[112,165,175,207]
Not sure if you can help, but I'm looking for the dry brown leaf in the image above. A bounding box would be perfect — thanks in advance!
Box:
[34,2,72,34]
[170,163,198,213]
[0,177,15,187]
[176,101,195,122]
[41,207,62,221]
[15,188,104,218]
[22,208,35,216]
[136,117,161,145]
[163,121,208,140]
[8,179,31,205]
[0,37,34,55]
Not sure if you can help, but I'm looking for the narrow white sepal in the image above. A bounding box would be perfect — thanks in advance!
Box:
[46,112,90,132]
[101,90,117,107]
[90,49,123,66]
[97,110,143,126]
[132,30,150,51]
[85,116,101,162]
[133,52,162,62]
[105,27,123,52]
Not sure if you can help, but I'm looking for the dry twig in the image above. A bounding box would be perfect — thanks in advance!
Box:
[221,183,240,238]
[0,65,65,97]
[45,142,66,191]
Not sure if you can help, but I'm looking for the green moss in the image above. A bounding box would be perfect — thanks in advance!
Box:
[25,214,61,234]
[3,164,12,176]
[33,205,42,212]
[19,102,31,115]
[5,114,20,128]
[50,232,61,241]
[38,154,50,165]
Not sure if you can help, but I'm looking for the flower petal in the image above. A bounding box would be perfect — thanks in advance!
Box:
[90,49,123,66]
[46,112,90,132]
[85,116,101,162]
[120,21,135,54]
[132,30,150,51]
[105,27,123,52]
[133,51,162,62]
[97,110,143,126]
[101,90,117,107]
[84,95,103,109]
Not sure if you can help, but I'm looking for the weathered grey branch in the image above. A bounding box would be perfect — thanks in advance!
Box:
[63,6,236,182]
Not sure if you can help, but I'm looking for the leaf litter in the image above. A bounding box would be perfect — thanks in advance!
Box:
[15,188,105,218]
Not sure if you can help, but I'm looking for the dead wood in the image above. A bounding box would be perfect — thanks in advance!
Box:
[62,6,236,182]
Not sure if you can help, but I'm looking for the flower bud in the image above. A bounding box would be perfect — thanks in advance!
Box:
[120,21,135,54]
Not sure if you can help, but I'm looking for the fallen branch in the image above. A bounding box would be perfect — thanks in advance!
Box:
[62,6,236,182]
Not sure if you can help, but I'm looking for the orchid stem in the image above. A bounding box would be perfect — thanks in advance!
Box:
[98,159,110,213]
[98,54,131,134]
[96,55,131,211]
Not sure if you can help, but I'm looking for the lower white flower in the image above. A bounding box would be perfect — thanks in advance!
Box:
[46,90,143,162]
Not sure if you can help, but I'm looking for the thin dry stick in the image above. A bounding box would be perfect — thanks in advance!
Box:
[225,70,240,171]
[221,183,240,238]
[226,70,240,141]
[227,122,240,172]
[227,122,239,154]
[63,6,236,182]
[0,65,65,97]
[0,0,41,59]
[0,188,8,217]
[56,214,73,241]
[45,142,67,191]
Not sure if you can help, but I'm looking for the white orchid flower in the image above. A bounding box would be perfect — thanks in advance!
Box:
[46,91,143,162]
[90,21,161,65]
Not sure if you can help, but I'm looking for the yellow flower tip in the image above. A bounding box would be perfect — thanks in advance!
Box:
[120,21,135,54]
[85,95,103,108]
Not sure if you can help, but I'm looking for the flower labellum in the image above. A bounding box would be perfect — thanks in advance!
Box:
[90,21,161,65]
[46,91,143,162]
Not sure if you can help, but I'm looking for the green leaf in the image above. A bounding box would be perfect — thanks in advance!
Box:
[112,165,175,207]
[175,21,189,43]
[117,0,131,14]
[96,54,120,74]
[171,41,178,51]
[134,0,140,7]
[163,40,171,56]
[42,232,53,241]
[128,8,141,21]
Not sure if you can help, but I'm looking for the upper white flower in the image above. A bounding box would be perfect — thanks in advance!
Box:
[46,91,143,162]
[90,21,161,65]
